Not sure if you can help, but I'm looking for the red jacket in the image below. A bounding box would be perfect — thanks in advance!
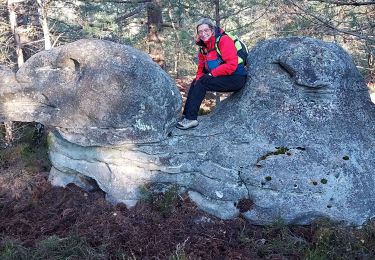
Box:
[196,33,238,80]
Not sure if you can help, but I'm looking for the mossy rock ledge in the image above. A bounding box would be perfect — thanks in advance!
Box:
[1,37,374,225]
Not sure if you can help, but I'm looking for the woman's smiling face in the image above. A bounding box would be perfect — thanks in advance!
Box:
[197,24,213,42]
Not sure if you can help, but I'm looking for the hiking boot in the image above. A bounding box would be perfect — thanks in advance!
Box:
[176,118,199,130]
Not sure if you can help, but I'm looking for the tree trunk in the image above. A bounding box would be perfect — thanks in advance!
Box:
[3,122,13,146]
[167,1,181,76]
[36,0,50,140]
[37,0,52,50]
[214,0,221,105]
[5,0,25,146]
[8,0,24,66]
[214,0,220,28]
[146,0,165,69]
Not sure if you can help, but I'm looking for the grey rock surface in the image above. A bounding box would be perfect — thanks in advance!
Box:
[1,37,375,225]
[0,65,16,85]
[0,39,181,146]
[193,37,375,224]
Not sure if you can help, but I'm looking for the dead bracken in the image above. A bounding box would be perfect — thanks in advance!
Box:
[236,198,254,213]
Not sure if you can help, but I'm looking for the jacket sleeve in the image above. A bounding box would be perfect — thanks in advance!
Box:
[210,35,238,77]
[195,51,205,81]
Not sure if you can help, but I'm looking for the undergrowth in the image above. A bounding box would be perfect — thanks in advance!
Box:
[0,236,102,260]
[2,218,375,259]
[1,123,375,259]
[305,219,374,259]
[140,184,181,217]
[0,122,51,175]
[237,218,375,259]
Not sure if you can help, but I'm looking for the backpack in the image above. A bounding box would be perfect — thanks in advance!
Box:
[214,27,249,67]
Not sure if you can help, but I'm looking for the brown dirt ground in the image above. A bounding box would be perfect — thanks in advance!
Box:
[0,169,314,259]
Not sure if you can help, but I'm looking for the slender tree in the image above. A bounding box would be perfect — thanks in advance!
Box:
[36,0,52,50]
[213,0,221,104]
[146,0,165,68]
[4,0,26,146]
[7,0,24,66]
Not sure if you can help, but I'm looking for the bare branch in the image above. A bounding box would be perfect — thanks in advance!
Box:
[289,0,375,42]
[307,0,375,6]
[91,0,151,3]
[170,2,211,20]
[115,3,146,22]
[51,33,64,48]
[225,0,273,33]
[7,0,26,4]
[220,6,253,20]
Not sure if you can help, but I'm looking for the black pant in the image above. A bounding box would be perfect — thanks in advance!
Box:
[183,74,247,120]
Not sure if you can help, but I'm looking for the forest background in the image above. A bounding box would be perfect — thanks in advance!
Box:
[0,0,375,259]
[1,0,374,143]
[1,0,374,82]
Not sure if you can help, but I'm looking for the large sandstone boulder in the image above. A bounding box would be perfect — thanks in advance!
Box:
[195,37,375,224]
[0,39,181,146]
[1,37,375,225]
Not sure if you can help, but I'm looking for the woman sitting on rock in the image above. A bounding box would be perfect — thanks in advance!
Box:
[177,18,247,130]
